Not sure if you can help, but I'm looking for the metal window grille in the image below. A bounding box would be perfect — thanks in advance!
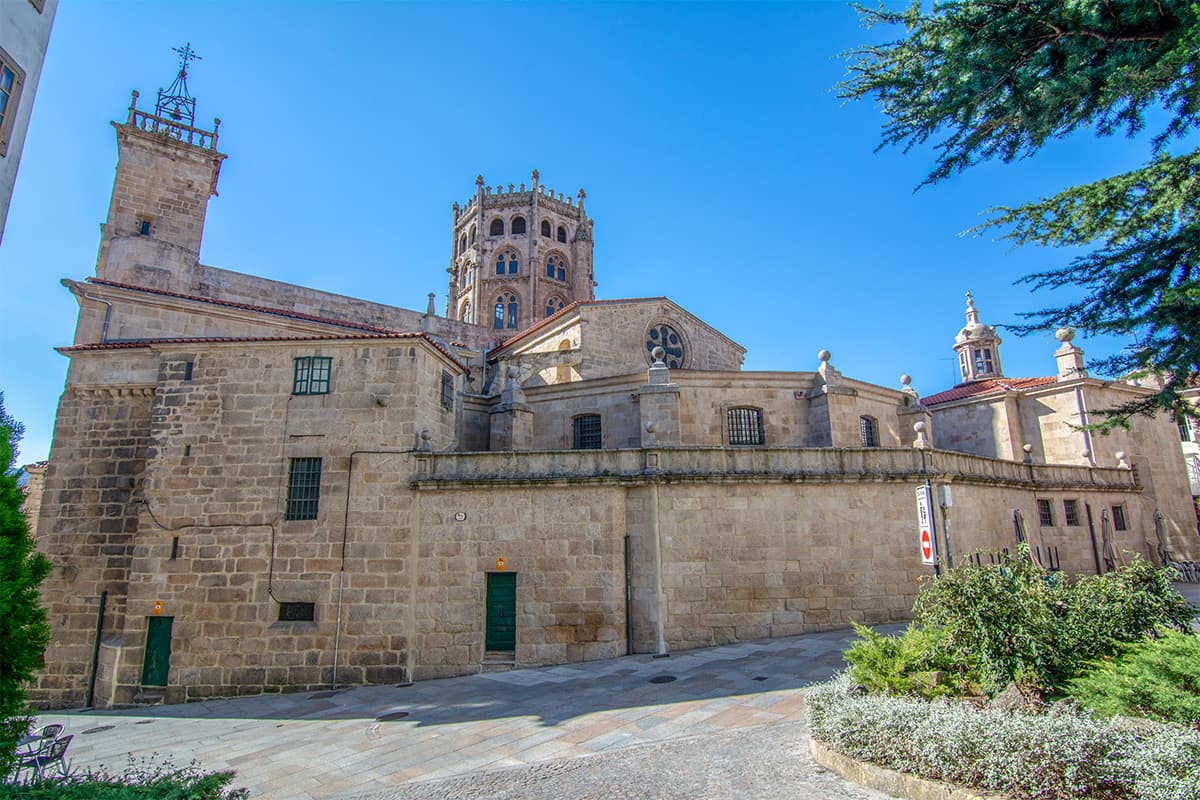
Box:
[292,356,332,395]
[286,458,322,520]
[1111,504,1128,531]
[727,407,763,445]
[859,416,878,447]
[1063,499,1080,526]
[278,602,315,622]
[440,371,454,410]
[1037,499,1054,526]
[572,415,602,449]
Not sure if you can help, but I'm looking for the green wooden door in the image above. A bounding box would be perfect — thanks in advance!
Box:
[141,616,174,686]
[485,573,516,652]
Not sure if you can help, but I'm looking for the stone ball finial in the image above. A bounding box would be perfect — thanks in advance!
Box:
[900,374,912,387]
[913,421,926,433]
[818,349,831,363]
[1115,451,1126,461]
[1055,327,1075,343]
[645,420,656,433]
[1023,443,1034,454]
[651,346,666,366]
[420,429,432,442]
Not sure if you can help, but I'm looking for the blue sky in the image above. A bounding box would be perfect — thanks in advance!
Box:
[0,1,1162,463]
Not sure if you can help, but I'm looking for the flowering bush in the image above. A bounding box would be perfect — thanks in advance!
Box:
[807,673,1200,800]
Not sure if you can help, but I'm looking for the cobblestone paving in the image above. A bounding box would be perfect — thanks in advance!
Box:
[355,721,888,800]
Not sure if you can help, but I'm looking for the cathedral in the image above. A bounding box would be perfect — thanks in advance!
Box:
[28,71,1199,709]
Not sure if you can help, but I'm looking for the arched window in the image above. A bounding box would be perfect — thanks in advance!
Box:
[468,224,476,244]
[973,348,994,375]
[541,220,552,237]
[460,302,473,324]
[727,407,764,445]
[545,296,565,317]
[860,416,879,447]
[511,216,527,235]
[458,234,467,254]
[557,225,567,243]
[495,251,519,275]
[546,255,566,281]
[494,293,518,329]
[489,218,504,236]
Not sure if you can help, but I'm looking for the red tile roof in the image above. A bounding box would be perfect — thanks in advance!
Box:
[923,376,1060,406]
[86,278,402,335]
[57,332,466,370]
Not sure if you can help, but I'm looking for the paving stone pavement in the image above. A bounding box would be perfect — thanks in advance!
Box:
[31,583,1200,799]
[35,625,905,799]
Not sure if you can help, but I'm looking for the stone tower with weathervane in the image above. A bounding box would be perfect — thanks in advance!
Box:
[447,170,596,333]
[95,43,226,294]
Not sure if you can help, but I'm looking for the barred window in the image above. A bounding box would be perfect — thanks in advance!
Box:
[727,407,764,446]
[293,356,332,395]
[859,416,878,447]
[1111,504,1128,531]
[572,414,602,449]
[511,216,527,235]
[1037,499,1054,526]
[285,458,322,520]
[557,225,567,243]
[489,218,504,236]
[541,220,551,237]
[440,371,454,410]
[1063,499,1080,526]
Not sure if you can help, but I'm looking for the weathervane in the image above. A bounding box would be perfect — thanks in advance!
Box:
[154,42,201,126]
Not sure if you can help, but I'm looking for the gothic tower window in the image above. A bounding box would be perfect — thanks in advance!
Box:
[545,296,565,317]
[541,220,551,237]
[546,255,566,281]
[458,233,467,254]
[494,293,518,329]
[468,224,476,244]
[460,302,473,324]
[496,251,518,275]
[489,218,504,236]
[557,225,567,243]
[511,216,527,235]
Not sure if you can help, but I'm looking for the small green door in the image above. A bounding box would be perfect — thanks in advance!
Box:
[485,573,517,652]
[141,616,174,686]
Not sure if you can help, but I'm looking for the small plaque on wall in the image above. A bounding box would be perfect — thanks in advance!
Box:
[495,557,506,571]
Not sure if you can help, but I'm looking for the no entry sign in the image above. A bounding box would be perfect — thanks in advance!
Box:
[916,484,937,565]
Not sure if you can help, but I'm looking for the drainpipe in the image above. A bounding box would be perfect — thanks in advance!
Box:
[1074,386,1096,465]
[86,590,108,708]
[623,534,633,655]
[649,482,668,656]
[81,292,114,343]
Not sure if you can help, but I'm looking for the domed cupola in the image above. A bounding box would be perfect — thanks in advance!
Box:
[952,291,1003,383]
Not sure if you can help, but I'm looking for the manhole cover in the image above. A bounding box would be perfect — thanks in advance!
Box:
[376,710,410,721]
[649,675,676,684]
[753,676,769,682]
[134,719,155,725]
[81,725,115,735]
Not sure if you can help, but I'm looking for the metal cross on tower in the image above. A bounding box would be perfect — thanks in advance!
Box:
[155,42,202,126]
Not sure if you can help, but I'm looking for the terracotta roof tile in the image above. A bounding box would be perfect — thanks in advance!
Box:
[86,278,401,335]
[923,376,1060,406]
[58,332,466,370]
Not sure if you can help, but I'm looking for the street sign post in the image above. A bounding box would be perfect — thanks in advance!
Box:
[916,483,937,567]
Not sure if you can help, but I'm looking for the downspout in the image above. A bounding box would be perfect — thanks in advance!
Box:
[1074,386,1096,465]
[86,590,108,708]
[650,482,668,656]
[81,292,114,343]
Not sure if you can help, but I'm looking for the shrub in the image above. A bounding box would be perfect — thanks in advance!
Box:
[0,396,51,778]
[0,755,248,799]
[1067,630,1200,726]
[807,673,1200,800]
[907,546,1193,695]
[843,622,978,698]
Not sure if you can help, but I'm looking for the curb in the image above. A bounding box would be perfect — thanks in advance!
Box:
[809,737,1008,800]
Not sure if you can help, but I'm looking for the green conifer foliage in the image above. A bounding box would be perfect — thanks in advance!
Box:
[841,1,1200,428]
[0,394,51,777]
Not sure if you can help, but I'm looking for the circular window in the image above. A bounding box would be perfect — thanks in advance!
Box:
[646,323,685,368]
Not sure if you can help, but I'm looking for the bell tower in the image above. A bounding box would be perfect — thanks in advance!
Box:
[446,170,596,334]
[96,44,226,292]
[952,291,1004,383]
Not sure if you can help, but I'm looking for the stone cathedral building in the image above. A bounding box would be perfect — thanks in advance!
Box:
[29,73,1200,709]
